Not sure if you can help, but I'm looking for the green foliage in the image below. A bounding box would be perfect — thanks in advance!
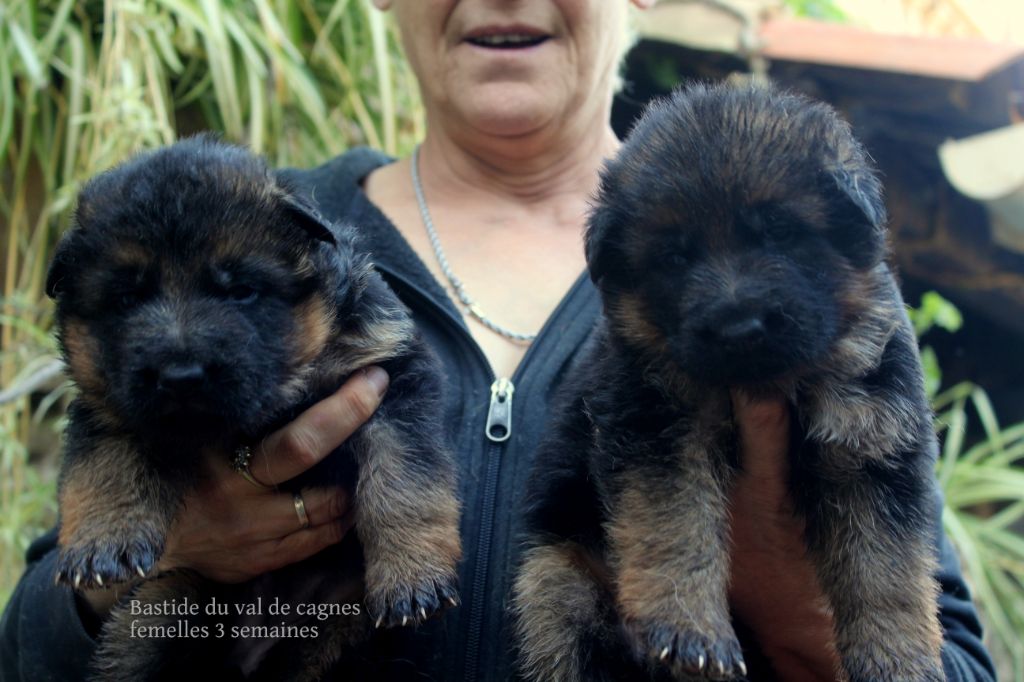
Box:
[781,0,848,22]
[910,290,965,337]
[935,382,1024,680]
[909,290,965,399]
[641,52,687,93]
[0,0,420,612]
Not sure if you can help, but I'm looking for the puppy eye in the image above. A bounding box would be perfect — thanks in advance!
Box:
[759,208,803,244]
[226,284,259,304]
[109,269,153,311]
[210,265,263,304]
[654,249,688,270]
[767,221,799,243]
[118,292,141,310]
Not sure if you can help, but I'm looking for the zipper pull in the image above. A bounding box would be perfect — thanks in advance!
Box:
[485,377,514,443]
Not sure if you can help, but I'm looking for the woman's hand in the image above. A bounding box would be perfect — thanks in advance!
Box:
[77,366,389,619]
[728,392,842,681]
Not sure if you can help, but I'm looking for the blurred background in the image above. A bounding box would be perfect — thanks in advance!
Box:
[1,0,1022,678]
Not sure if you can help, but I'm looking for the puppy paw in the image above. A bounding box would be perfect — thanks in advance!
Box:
[625,619,746,681]
[365,570,459,629]
[56,527,163,589]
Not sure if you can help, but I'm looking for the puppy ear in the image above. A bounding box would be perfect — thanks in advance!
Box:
[281,193,338,246]
[584,203,622,287]
[46,231,80,299]
[824,165,887,269]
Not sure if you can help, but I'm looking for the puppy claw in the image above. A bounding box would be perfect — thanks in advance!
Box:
[739,661,747,677]
[375,617,383,629]
[57,526,163,589]
[627,619,743,678]
[366,569,459,628]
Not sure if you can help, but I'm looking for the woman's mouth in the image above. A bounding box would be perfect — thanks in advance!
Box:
[464,27,551,50]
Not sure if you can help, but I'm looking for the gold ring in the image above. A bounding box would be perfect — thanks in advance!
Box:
[231,445,272,491]
[293,492,311,530]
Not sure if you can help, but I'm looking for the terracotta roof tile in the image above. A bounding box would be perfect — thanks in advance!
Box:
[760,18,1024,81]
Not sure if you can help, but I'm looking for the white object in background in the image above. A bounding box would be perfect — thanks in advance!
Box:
[939,123,1024,254]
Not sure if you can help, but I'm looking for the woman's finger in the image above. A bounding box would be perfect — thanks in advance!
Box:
[247,367,389,487]
[256,512,357,574]
[731,390,789,483]
[263,487,350,538]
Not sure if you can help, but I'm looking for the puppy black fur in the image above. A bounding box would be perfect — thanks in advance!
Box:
[47,136,461,681]
[513,83,944,682]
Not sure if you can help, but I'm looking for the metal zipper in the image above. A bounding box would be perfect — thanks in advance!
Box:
[461,376,516,680]
[462,438,502,682]
[485,378,514,443]
[376,263,587,682]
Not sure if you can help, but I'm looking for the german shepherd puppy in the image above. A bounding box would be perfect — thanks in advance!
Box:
[513,83,944,682]
[47,137,461,680]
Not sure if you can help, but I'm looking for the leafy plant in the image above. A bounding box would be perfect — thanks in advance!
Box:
[912,291,1024,680]
[936,381,1024,681]
[909,290,964,398]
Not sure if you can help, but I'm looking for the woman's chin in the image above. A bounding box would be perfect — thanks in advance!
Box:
[454,88,568,140]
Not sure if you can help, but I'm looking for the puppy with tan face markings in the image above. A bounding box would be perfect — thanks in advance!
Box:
[513,83,944,682]
[46,136,461,681]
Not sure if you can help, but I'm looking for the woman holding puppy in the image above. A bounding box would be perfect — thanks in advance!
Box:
[1,1,995,680]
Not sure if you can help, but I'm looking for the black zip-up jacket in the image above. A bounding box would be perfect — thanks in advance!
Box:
[1,148,996,681]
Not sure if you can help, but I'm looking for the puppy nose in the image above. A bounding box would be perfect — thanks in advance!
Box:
[157,363,206,394]
[718,316,765,344]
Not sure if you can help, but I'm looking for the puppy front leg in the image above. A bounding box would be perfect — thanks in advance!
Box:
[802,325,945,680]
[804,465,944,682]
[514,541,634,682]
[608,437,745,681]
[57,418,183,588]
[350,416,461,629]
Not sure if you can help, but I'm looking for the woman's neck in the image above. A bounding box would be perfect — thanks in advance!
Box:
[361,110,622,378]
[418,118,622,208]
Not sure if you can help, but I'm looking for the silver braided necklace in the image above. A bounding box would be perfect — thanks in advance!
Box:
[411,145,537,343]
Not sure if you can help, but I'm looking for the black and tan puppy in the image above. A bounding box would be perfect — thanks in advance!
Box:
[513,83,944,682]
[47,136,461,680]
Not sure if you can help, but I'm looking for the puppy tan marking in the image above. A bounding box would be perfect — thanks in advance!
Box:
[352,419,461,628]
